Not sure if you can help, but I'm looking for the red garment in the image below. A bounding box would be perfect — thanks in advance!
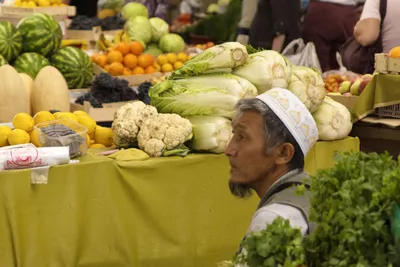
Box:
[301,1,357,72]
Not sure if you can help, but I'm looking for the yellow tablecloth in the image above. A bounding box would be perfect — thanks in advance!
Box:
[0,137,359,267]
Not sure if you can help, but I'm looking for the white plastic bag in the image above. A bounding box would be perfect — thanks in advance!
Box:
[282,38,322,73]
[322,52,360,81]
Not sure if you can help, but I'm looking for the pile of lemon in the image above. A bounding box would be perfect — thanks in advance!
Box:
[14,0,66,8]
[0,111,114,149]
[155,52,193,73]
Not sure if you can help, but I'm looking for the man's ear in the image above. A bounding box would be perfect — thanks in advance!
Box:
[275,143,295,165]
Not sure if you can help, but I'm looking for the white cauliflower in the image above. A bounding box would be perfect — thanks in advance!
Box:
[137,113,193,157]
[112,101,158,148]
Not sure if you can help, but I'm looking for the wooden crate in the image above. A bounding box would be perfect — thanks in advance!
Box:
[375,53,400,74]
[70,101,131,122]
[93,63,164,86]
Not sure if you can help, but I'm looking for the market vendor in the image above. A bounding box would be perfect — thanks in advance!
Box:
[246,0,301,52]
[63,0,99,17]
[225,88,318,249]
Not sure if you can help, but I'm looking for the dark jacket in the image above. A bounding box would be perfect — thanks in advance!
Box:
[249,0,301,51]
[71,0,99,17]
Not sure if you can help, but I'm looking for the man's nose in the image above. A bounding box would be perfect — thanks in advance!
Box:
[224,140,236,157]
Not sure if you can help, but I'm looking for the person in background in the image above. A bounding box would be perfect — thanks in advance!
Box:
[354,0,400,53]
[235,0,258,45]
[301,0,357,72]
[125,0,169,20]
[225,88,318,251]
[247,0,301,52]
[63,0,99,17]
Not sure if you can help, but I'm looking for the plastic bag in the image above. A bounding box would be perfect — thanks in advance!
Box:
[322,52,361,81]
[282,38,322,73]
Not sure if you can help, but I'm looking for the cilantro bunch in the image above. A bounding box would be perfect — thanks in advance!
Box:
[233,217,306,267]
[304,151,400,267]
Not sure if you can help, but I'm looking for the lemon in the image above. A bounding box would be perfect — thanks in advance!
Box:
[177,52,188,62]
[157,54,168,65]
[173,61,184,70]
[73,111,89,117]
[37,0,50,6]
[27,1,37,7]
[7,129,30,145]
[14,0,22,6]
[161,63,173,73]
[33,111,55,125]
[94,126,113,147]
[90,143,106,149]
[0,126,12,147]
[20,2,29,7]
[54,112,78,122]
[30,129,40,147]
[55,0,62,4]
[153,62,161,72]
[78,116,97,139]
[86,134,91,147]
[13,113,35,132]
[49,0,57,3]
[166,53,177,64]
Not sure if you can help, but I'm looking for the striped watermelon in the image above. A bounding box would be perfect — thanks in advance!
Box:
[17,13,62,57]
[0,54,7,66]
[0,21,22,62]
[13,52,50,79]
[51,47,94,89]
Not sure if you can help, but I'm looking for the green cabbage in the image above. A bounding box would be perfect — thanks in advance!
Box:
[233,50,292,94]
[159,33,185,53]
[149,73,258,119]
[125,16,152,44]
[144,44,163,56]
[121,2,148,20]
[186,115,233,154]
[149,17,169,43]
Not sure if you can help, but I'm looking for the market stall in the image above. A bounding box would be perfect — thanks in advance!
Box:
[0,137,359,267]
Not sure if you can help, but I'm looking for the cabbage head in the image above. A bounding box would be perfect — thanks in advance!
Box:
[122,2,148,20]
[149,17,169,43]
[159,33,185,53]
[125,16,152,44]
[144,44,163,56]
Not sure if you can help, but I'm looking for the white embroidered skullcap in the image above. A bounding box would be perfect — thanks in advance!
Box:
[256,88,318,156]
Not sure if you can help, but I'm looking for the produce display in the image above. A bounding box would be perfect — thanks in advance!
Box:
[68,15,126,31]
[220,151,400,266]
[0,15,93,89]
[325,73,372,97]
[0,110,114,149]
[13,0,66,7]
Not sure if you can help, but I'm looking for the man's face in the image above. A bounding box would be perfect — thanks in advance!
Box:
[225,110,276,196]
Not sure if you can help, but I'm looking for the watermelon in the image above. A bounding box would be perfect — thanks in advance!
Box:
[51,46,94,89]
[0,54,7,66]
[17,13,62,57]
[13,52,50,79]
[0,21,22,62]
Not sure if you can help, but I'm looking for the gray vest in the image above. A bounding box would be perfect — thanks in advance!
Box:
[257,169,316,234]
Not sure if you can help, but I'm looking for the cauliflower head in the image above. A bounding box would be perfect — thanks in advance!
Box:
[112,101,158,148]
[138,113,193,157]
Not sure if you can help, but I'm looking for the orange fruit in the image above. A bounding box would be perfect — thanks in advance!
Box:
[90,53,99,62]
[129,41,144,56]
[106,47,116,54]
[107,50,123,64]
[109,62,124,76]
[123,53,138,69]
[123,68,132,76]
[104,64,110,72]
[132,66,145,75]
[145,65,156,74]
[115,42,130,55]
[96,55,108,67]
[138,54,154,68]
[388,46,400,58]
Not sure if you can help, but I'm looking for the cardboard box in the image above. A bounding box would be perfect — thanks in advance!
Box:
[93,63,164,86]
[328,95,359,113]
[375,53,400,74]
[70,101,130,122]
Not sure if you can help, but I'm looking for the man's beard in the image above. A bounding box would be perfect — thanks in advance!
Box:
[229,180,253,198]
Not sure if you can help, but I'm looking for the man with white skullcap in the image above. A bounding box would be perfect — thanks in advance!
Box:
[225,88,318,247]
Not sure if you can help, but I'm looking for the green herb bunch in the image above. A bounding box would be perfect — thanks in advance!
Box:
[304,151,400,267]
[234,217,306,267]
